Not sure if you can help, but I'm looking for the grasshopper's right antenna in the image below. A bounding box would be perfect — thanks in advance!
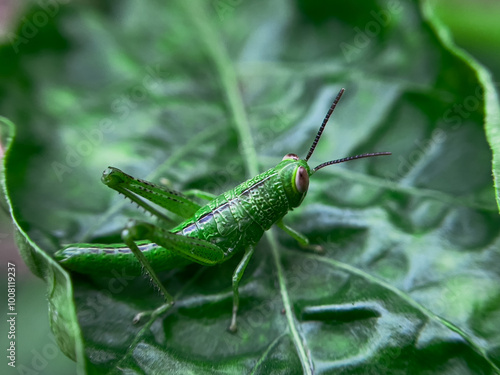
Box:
[305,88,345,162]
[312,152,392,172]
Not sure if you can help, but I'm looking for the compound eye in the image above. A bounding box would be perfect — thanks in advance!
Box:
[282,153,299,161]
[295,166,309,193]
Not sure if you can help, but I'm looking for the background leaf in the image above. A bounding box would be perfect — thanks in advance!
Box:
[1,0,499,374]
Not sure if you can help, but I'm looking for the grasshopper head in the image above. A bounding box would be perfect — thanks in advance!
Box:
[278,88,391,208]
[277,154,311,208]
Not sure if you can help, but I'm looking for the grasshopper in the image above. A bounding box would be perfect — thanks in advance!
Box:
[55,88,391,332]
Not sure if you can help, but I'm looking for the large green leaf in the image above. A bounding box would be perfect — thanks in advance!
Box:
[1,0,499,374]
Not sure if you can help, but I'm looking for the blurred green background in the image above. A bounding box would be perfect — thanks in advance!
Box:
[0,0,499,374]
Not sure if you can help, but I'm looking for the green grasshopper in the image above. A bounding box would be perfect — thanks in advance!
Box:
[55,88,391,332]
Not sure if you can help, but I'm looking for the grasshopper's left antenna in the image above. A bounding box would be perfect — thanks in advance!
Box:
[305,88,345,162]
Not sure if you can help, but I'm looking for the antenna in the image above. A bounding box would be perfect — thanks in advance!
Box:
[312,152,392,172]
[305,88,345,161]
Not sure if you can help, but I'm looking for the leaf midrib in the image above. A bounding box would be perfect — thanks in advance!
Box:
[179,1,314,373]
